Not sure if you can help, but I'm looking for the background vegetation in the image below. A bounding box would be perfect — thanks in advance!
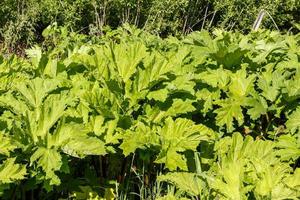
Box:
[0,0,299,52]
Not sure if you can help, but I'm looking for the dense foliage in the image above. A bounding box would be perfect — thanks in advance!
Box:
[0,25,299,199]
[0,0,300,52]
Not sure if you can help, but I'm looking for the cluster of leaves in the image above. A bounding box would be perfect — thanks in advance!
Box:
[0,26,299,199]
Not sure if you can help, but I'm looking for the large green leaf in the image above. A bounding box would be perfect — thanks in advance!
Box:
[0,158,26,184]
[286,107,300,134]
[158,172,202,196]
[62,137,106,158]
[30,147,62,185]
[209,160,247,200]
[197,68,230,89]
[257,67,285,102]
[246,95,268,120]
[0,131,17,156]
[215,98,244,132]
[228,68,255,97]
[109,41,147,82]
[120,122,158,156]
[155,117,213,170]
[15,78,63,108]
[196,88,220,113]
[276,135,300,161]
[26,94,68,143]
[50,122,107,157]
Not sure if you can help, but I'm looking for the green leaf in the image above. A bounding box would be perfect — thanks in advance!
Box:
[246,95,268,120]
[156,148,188,171]
[215,98,244,132]
[156,194,189,200]
[49,121,107,157]
[211,134,255,199]
[209,160,247,200]
[147,89,169,102]
[167,74,196,94]
[136,52,174,91]
[120,122,158,156]
[0,131,17,156]
[26,94,68,143]
[283,70,300,97]
[15,78,62,108]
[286,107,300,134]
[228,68,255,97]
[109,41,147,82]
[196,88,220,113]
[257,67,284,102]
[25,46,42,68]
[165,99,196,117]
[30,147,62,185]
[143,99,196,124]
[0,92,29,115]
[155,117,212,170]
[158,172,202,196]
[254,164,291,199]
[284,168,300,190]
[62,137,106,158]
[0,158,26,184]
[252,40,286,64]
[276,135,300,161]
[197,68,230,89]
[91,115,105,136]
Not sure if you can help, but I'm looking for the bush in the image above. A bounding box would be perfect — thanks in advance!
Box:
[0,0,299,52]
[211,0,300,31]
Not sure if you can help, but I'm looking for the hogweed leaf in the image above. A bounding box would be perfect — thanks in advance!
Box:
[0,158,26,184]
[158,172,202,196]
[62,137,106,158]
[246,95,268,120]
[286,107,300,134]
[155,117,213,170]
[0,131,17,156]
[228,68,255,97]
[276,135,300,161]
[120,122,158,156]
[30,147,62,185]
[215,98,244,132]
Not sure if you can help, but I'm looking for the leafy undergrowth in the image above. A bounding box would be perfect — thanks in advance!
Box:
[0,26,300,199]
